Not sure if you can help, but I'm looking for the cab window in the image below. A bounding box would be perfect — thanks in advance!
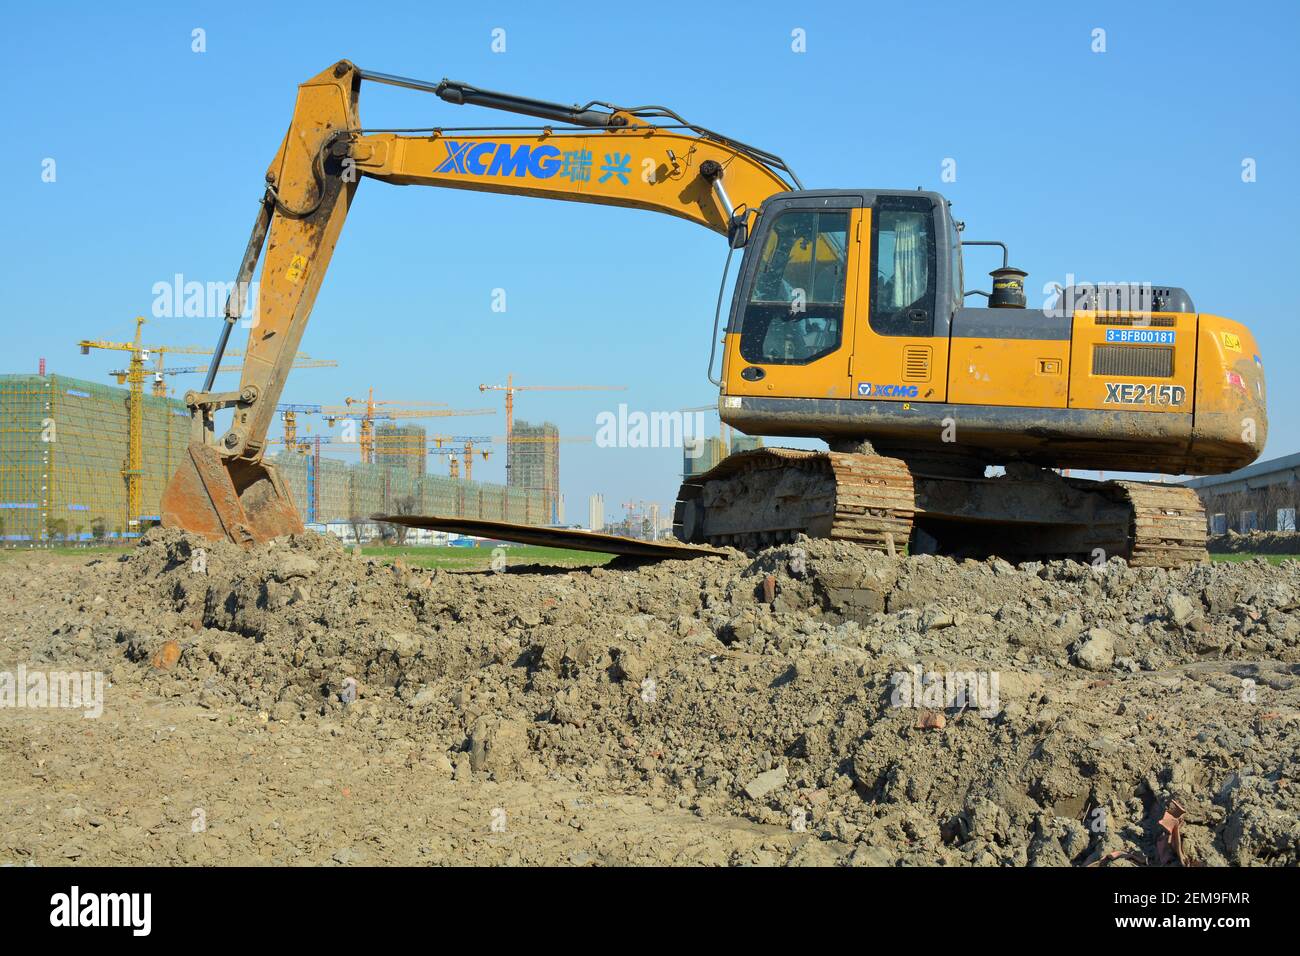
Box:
[870,197,937,336]
[739,210,849,365]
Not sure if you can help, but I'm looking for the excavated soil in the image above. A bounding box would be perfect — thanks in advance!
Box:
[1,528,1298,866]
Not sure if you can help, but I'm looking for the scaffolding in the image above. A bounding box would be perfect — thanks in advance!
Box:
[375,424,427,479]
[0,371,546,544]
[509,420,561,523]
[0,374,189,541]
[268,451,546,527]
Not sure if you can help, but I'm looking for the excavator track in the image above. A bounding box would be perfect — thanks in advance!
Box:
[1108,481,1209,567]
[674,448,914,552]
[675,448,1209,568]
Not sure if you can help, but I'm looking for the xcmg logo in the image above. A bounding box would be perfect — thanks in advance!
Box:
[858,382,919,398]
[435,141,562,178]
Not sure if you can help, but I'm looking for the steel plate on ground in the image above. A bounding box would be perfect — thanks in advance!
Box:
[371,514,731,560]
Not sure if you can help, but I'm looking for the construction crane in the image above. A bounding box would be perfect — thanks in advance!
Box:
[379,433,493,481]
[351,430,497,481]
[276,403,325,449]
[291,428,498,481]
[430,442,492,481]
[478,375,620,515]
[479,374,624,438]
[315,388,493,464]
[76,316,221,530]
[267,401,426,450]
[265,432,495,519]
[275,428,501,482]
[77,317,331,527]
[620,499,653,540]
[320,409,493,464]
[112,358,338,397]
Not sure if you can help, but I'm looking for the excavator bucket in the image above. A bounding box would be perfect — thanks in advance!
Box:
[160,442,305,546]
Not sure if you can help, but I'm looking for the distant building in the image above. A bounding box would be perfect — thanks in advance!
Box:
[1183,452,1300,533]
[587,493,604,532]
[0,373,189,541]
[730,434,765,454]
[509,420,560,523]
[683,436,726,478]
[375,423,426,479]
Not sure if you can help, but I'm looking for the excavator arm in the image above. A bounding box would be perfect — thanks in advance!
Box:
[160,59,795,544]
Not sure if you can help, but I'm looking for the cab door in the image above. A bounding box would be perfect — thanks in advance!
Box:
[722,196,863,400]
[849,194,949,403]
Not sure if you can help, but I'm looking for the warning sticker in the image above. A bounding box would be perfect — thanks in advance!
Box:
[285,254,308,284]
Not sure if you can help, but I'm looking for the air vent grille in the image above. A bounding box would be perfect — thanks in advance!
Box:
[1094,315,1176,327]
[1092,345,1174,378]
[902,346,931,382]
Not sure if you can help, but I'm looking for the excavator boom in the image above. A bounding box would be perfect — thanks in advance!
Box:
[161,60,792,543]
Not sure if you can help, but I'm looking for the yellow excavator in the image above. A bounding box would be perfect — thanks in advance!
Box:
[160,60,1267,567]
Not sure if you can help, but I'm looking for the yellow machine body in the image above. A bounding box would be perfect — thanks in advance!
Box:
[160,61,1267,545]
[717,195,1265,475]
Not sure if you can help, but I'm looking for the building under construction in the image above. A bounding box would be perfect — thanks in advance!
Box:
[1,373,547,542]
[509,419,560,523]
[0,373,189,541]
[375,423,427,479]
[683,434,764,479]
[683,436,727,478]
[273,452,545,526]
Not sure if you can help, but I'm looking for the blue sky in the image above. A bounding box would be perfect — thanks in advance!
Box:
[3,0,1297,524]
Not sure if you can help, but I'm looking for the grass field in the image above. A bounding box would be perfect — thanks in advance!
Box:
[1208,552,1297,565]
[0,541,612,570]
[0,544,128,562]
[362,543,614,571]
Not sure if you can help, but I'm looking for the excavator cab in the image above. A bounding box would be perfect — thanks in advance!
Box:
[721,190,958,410]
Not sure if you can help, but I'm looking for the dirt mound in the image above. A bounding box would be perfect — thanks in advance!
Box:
[6,528,1299,866]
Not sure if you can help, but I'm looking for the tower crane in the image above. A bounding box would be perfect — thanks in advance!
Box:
[112,358,338,397]
[317,388,493,463]
[478,374,625,438]
[77,317,226,530]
